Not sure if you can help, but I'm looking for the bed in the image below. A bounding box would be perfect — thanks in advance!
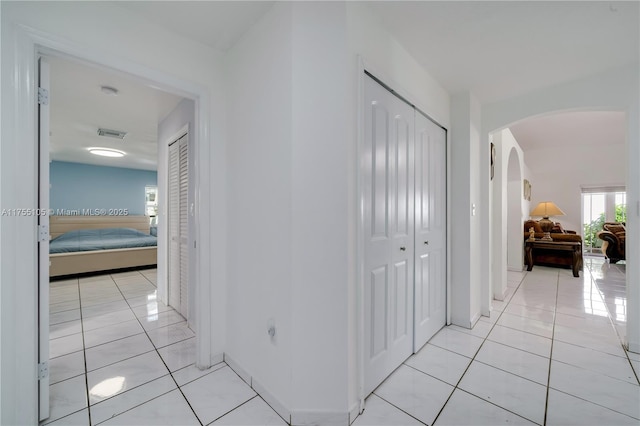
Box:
[49,215,157,278]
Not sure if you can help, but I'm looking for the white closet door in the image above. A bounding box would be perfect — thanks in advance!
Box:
[168,134,189,319]
[413,112,447,350]
[178,139,189,318]
[363,75,415,395]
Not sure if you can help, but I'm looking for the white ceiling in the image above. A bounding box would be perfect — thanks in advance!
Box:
[50,55,184,171]
[116,1,275,51]
[55,1,638,169]
[509,111,627,152]
[368,1,639,104]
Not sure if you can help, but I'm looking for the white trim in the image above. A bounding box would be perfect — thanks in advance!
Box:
[223,354,251,386]
[1,22,41,425]
[6,23,214,421]
[355,54,366,414]
[209,352,224,366]
[223,355,355,426]
[470,311,481,328]
[580,184,626,194]
[348,401,360,425]
[224,354,291,424]
[252,378,291,425]
[290,410,349,426]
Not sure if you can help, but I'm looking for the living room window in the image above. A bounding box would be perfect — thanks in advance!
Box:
[581,186,626,255]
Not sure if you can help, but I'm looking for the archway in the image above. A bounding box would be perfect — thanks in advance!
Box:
[480,64,638,351]
[506,148,523,271]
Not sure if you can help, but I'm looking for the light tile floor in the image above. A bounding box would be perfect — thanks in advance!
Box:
[44,259,639,425]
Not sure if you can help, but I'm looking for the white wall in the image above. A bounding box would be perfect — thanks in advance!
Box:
[226,3,453,421]
[450,92,483,326]
[0,3,226,424]
[225,1,294,416]
[483,64,640,352]
[524,143,626,233]
[490,129,530,300]
[290,3,351,421]
[507,161,523,271]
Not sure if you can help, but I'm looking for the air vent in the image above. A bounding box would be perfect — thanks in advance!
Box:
[97,128,127,139]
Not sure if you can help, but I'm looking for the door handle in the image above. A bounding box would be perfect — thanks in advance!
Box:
[400,247,406,251]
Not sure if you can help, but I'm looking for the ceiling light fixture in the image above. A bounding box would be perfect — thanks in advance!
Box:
[100,85,119,96]
[88,148,125,158]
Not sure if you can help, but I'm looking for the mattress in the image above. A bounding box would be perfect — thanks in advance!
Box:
[50,227,157,254]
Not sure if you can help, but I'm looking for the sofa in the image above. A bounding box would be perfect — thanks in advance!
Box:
[597,222,625,263]
[523,219,583,270]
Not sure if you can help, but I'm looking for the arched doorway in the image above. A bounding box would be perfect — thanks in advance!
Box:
[506,148,523,271]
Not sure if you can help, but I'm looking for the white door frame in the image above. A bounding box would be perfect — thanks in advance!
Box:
[355,56,452,410]
[37,57,51,421]
[10,25,213,420]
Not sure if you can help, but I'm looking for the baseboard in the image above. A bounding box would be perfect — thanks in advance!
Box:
[291,410,349,426]
[493,286,507,302]
[470,311,481,328]
[210,352,224,367]
[252,377,291,424]
[628,341,640,354]
[507,265,524,272]
[223,353,354,426]
[348,401,361,425]
[223,353,291,424]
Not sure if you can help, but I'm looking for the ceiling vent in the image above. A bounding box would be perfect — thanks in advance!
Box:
[97,128,127,139]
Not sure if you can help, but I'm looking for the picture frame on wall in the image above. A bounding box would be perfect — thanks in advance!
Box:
[523,179,532,201]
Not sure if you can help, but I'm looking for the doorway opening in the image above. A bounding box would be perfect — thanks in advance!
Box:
[39,52,201,423]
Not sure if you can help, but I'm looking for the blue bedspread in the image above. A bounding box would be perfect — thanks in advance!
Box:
[50,227,157,254]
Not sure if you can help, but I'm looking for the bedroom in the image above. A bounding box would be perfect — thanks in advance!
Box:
[45,54,198,421]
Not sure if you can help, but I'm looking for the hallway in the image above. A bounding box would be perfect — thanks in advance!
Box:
[356,258,639,425]
[44,260,639,425]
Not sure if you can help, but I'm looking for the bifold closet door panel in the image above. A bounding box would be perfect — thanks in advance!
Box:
[168,134,189,320]
[168,139,181,312]
[413,112,447,351]
[363,74,415,395]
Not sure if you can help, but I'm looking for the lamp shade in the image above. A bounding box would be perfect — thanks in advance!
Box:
[530,201,565,218]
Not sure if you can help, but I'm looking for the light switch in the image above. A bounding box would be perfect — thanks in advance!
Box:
[472,204,476,216]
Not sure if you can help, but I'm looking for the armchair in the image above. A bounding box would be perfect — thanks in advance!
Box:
[597,222,625,264]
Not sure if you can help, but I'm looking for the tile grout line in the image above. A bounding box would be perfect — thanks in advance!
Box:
[120,271,206,426]
[429,272,532,426]
[360,275,526,425]
[75,276,94,426]
[87,270,204,426]
[542,270,560,426]
[82,272,138,424]
[587,260,640,385]
[204,394,262,426]
[550,260,640,420]
[369,393,428,426]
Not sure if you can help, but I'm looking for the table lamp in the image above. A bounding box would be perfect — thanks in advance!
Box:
[530,201,565,241]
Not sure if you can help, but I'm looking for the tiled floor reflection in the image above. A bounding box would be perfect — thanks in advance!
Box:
[358,259,639,426]
[44,269,286,426]
[45,261,639,425]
